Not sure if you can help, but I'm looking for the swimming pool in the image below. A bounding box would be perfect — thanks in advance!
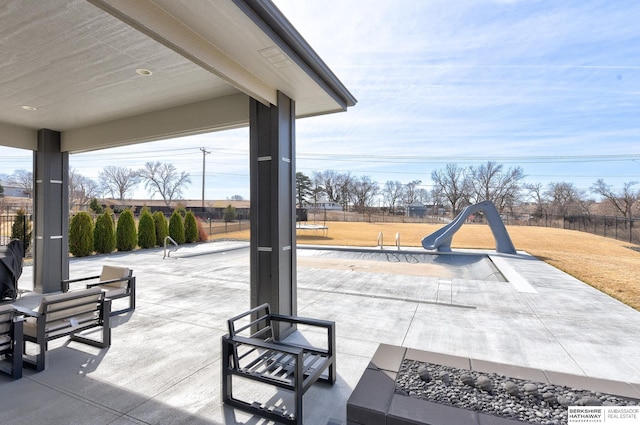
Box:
[297,247,506,281]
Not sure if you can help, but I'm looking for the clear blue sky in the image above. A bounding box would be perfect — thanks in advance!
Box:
[2,0,639,201]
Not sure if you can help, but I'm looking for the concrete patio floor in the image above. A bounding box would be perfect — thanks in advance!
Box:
[1,240,640,424]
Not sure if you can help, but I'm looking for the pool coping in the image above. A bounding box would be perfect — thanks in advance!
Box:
[346,343,640,425]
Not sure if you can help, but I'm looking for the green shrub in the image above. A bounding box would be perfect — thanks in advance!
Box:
[116,209,137,251]
[69,212,94,257]
[168,210,185,244]
[11,208,32,252]
[184,211,198,243]
[137,209,156,249]
[175,204,187,218]
[89,198,104,214]
[153,211,169,247]
[223,204,237,222]
[94,209,116,254]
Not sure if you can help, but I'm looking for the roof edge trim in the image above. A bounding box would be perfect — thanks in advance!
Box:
[234,0,357,110]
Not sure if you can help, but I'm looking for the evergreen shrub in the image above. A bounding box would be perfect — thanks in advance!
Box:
[169,210,185,244]
[184,210,198,243]
[137,209,156,249]
[94,209,116,254]
[89,198,104,214]
[153,211,169,247]
[116,209,137,251]
[175,205,187,218]
[223,204,237,222]
[69,212,94,257]
[11,208,32,252]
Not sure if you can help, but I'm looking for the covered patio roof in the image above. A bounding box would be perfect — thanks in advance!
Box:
[0,0,356,153]
[1,0,356,308]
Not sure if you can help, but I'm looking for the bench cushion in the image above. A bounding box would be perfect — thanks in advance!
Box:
[0,304,13,334]
[0,304,14,353]
[24,312,99,338]
[99,266,131,289]
[25,287,103,338]
[37,287,102,314]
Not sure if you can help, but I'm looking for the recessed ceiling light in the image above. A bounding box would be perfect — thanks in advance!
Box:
[21,105,37,111]
[136,68,153,76]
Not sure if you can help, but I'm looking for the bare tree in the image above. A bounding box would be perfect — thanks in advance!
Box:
[382,180,404,213]
[99,166,140,206]
[352,175,379,214]
[315,170,340,203]
[310,171,325,207]
[415,188,430,204]
[468,161,525,212]
[138,162,191,207]
[313,170,356,210]
[69,169,100,211]
[430,186,447,216]
[229,194,244,201]
[524,182,547,218]
[402,180,422,207]
[591,179,639,219]
[431,164,470,217]
[10,169,33,198]
[335,172,354,211]
[544,181,586,216]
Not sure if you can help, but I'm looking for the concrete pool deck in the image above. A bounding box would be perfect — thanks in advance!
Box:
[1,241,640,424]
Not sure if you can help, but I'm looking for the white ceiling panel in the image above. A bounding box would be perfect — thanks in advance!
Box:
[0,0,355,152]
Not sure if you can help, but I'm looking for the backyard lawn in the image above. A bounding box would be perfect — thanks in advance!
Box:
[212,221,640,311]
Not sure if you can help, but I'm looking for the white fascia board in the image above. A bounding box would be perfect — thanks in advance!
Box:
[62,93,249,153]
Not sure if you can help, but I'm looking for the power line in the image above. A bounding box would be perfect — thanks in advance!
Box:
[297,152,640,164]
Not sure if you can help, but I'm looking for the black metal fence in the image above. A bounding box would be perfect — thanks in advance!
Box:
[563,214,638,244]
[2,207,638,249]
[0,210,33,249]
[504,214,640,245]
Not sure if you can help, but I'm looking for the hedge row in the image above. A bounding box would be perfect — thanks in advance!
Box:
[68,209,205,257]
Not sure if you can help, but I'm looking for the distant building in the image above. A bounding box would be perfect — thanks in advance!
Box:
[407,203,445,218]
[307,198,342,211]
[0,185,30,198]
[407,202,427,218]
[426,204,445,215]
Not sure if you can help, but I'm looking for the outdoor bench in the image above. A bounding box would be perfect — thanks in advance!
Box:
[222,303,336,425]
[14,287,111,371]
[63,265,135,316]
[0,303,23,379]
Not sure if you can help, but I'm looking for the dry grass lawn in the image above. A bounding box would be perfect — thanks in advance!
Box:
[212,221,640,311]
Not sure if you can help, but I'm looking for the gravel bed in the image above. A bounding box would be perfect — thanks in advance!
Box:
[395,360,640,425]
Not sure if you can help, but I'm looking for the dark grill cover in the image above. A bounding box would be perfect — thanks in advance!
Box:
[0,239,24,301]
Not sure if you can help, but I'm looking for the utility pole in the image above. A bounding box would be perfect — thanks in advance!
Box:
[200,147,210,209]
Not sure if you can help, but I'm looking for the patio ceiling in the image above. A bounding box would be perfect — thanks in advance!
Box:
[0,0,356,153]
